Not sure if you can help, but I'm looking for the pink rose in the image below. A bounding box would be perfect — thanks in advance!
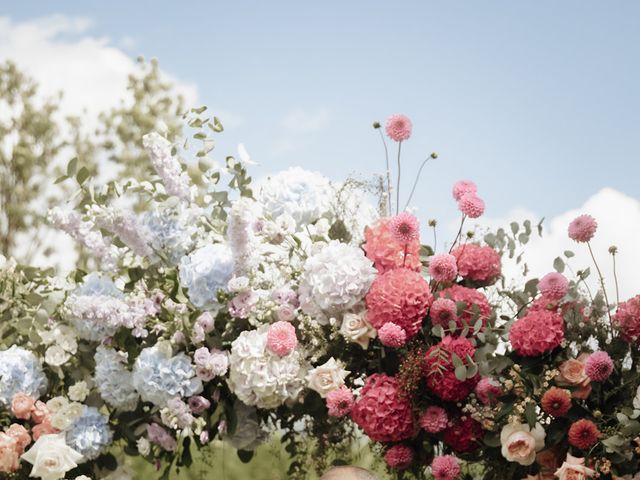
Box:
[554,453,595,480]
[31,420,59,441]
[11,393,35,420]
[0,433,20,473]
[556,354,592,399]
[500,422,546,466]
[5,424,31,452]
[31,401,50,424]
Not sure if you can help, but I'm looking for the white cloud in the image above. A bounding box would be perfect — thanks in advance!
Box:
[282,108,330,132]
[0,14,198,124]
[470,188,640,302]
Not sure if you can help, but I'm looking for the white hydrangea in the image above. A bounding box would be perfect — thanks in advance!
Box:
[179,243,234,309]
[257,167,333,226]
[142,204,199,264]
[94,346,139,411]
[227,326,308,409]
[298,241,377,320]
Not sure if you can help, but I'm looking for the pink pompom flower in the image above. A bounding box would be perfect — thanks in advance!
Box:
[419,406,448,433]
[429,253,458,283]
[539,272,569,300]
[430,298,457,327]
[458,193,485,218]
[385,114,412,142]
[378,323,407,348]
[390,212,420,243]
[266,321,298,356]
[431,455,461,480]
[568,214,597,243]
[584,351,614,381]
[326,386,355,417]
[384,444,414,470]
[452,180,477,202]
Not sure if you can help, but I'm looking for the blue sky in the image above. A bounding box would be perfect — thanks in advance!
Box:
[3,1,640,227]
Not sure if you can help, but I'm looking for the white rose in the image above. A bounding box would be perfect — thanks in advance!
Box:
[68,381,90,402]
[340,312,377,349]
[500,422,546,466]
[306,357,349,398]
[46,396,68,414]
[21,433,83,480]
[137,437,150,456]
[45,345,70,367]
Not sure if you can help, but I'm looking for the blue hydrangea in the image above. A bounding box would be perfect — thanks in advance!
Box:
[132,344,203,406]
[179,243,234,309]
[94,346,139,411]
[65,406,113,461]
[0,345,48,407]
[142,207,198,264]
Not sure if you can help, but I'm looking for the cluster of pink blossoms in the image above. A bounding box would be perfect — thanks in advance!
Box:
[452,180,485,218]
[509,309,565,357]
[451,244,501,286]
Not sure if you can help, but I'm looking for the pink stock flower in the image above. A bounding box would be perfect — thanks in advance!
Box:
[30,401,50,424]
[385,114,412,142]
[584,351,614,381]
[419,406,448,433]
[326,387,355,417]
[538,272,569,300]
[452,180,477,202]
[568,215,597,243]
[458,193,485,218]
[390,212,420,243]
[429,253,458,283]
[384,445,414,470]
[378,323,408,348]
[431,455,461,480]
[266,321,298,356]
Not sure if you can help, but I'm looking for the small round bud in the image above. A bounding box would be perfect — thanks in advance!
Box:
[373,121,381,129]
[608,245,618,255]
[430,152,438,159]
[428,219,437,227]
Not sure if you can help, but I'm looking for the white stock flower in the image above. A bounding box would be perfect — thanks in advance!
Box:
[306,358,350,398]
[340,312,377,349]
[500,422,546,466]
[21,433,83,480]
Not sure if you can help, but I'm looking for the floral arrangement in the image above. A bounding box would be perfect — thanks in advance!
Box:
[0,109,638,480]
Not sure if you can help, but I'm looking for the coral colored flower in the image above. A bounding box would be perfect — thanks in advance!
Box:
[556,354,592,400]
[584,351,613,381]
[419,406,448,433]
[390,212,420,243]
[384,444,414,470]
[5,424,31,453]
[475,378,503,406]
[31,420,59,441]
[351,374,415,442]
[431,455,461,480]
[385,114,412,142]
[424,336,479,401]
[451,244,501,286]
[366,268,432,339]
[31,401,50,424]
[568,419,601,450]
[541,387,572,417]
[11,393,35,420]
[430,298,457,326]
[364,218,422,273]
[554,453,596,480]
[378,323,408,347]
[433,285,492,335]
[538,272,569,300]
[509,310,564,357]
[452,180,477,202]
[429,253,458,283]
[568,215,597,243]
[443,416,483,453]
[458,193,485,218]
[266,321,298,356]
[613,295,640,342]
[326,387,355,417]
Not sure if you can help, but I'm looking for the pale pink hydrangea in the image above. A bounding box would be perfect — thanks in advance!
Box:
[390,212,420,243]
[568,214,597,243]
[539,272,569,300]
[419,406,448,433]
[431,455,461,480]
[326,387,354,417]
[429,253,458,283]
[458,193,485,218]
[584,351,614,381]
[452,180,477,201]
[385,114,412,142]
[378,323,408,348]
[266,321,298,356]
[384,444,414,470]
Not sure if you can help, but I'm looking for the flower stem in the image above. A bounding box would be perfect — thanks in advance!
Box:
[448,215,466,254]
[612,251,620,304]
[587,241,612,325]
[432,224,438,252]
[404,157,431,210]
[377,129,392,215]
[396,141,402,215]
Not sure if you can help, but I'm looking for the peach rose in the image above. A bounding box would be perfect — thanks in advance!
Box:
[11,393,35,420]
[0,433,20,473]
[31,401,50,424]
[5,424,31,452]
[554,453,595,480]
[32,420,59,441]
[500,422,546,466]
[556,354,592,399]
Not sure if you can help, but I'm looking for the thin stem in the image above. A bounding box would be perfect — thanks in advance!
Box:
[396,141,402,214]
[587,241,613,325]
[612,252,620,304]
[377,129,392,215]
[448,215,466,254]
[404,157,432,210]
[432,225,438,252]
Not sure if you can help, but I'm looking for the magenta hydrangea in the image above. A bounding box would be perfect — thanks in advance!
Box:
[584,351,614,381]
[385,114,412,142]
[568,214,597,243]
[429,253,458,283]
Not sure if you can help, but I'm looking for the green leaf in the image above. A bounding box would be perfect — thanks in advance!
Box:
[237,450,254,463]
[66,157,78,177]
[510,222,519,235]
[451,353,464,369]
[431,324,445,338]
[212,116,224,132]
[553,257,565,273]
[454,364,467,381]
[54,175,68,184]
[564,250,575,258]
[524,402,537,429]
[76,166,90,185]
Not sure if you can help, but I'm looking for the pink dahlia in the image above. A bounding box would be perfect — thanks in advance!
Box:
[266,321,298,356]
[443,416,483,453]
[390,212,420,243]
[419,406,448,433]
[509,310,564,357]
[378,322,408,348]
[351,374,416,442]
[431,455,461,480]
[385,114,412,142]
[424,336,479,401]
[384,445,414,470]
[451,244,501,286]
[452,180,477,202]
[326,386,355,417]
[430,298,457,327]
[584,351,614,381]
[433,285,491,335]
[613,295,640,342]
[474,377,503,406]
[458,193,485,218]
[429,253,458,283]
[568,214,597,243]
[366,268,432,339]
[538,272,569,301]
[364,218,421,274]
